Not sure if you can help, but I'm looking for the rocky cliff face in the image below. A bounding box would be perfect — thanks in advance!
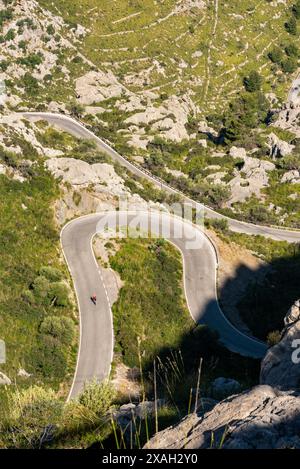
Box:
[145,301,300,449]
[260,300,300,391]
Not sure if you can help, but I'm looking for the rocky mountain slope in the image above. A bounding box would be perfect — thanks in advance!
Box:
[1,0,300,226]
[145,301,300,449]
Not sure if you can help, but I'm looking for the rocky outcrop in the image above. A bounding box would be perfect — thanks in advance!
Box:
[145,385,300,449]
[260,300,300,391]
[227,151,275,205]
[124,94,197,144]
[275,77,300,138]
[175,0,206,14]
[229,146,247,159]
[114,400,165,430]
[0,372,11,385]
[17,368,31,379]
[267,133,295,159]
[145,301,300,449]
[46,158,128,196]
[45,157,163,225]
[76,70,125,105]
[281,170,300,184]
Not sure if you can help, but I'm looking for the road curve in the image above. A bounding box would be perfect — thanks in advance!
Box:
[23,112,300,244]
[63,211,267,399]
[20,112,298,398]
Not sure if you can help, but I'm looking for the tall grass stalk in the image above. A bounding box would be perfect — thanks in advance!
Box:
[187,387,193,415]
[110,414,120,450]
[137,338,149,443]
[153,359,158,434]
[194,357,203,413]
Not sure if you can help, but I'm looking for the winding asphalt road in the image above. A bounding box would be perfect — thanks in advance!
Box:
[62,211,267,399]
[21,112,300,398]
[23,112,300,243]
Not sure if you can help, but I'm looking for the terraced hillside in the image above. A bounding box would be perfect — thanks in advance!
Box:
[1,0,300,227]
[36,0,300,112]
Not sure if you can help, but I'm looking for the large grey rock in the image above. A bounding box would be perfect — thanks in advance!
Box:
[227,156,275,205]
[18,368,32,378]
[260,300,300,391]
[0,372,11,385]
[285,299,300,326]
[76,70,125,105]
[45,158,128,197]
[267,132,295,158]
[211,377,241,398]
[229,146,247,159]
[145,301,300,449]
[281,170,300,184]
[144,386,300,449]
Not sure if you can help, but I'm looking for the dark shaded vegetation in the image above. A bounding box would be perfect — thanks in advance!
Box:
[221,91,270,145]
[211,226,300,340]
[238,247,300,340]
[243,71,263,92]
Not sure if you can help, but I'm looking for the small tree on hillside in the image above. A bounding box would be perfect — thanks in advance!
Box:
[67,101,85,118]
[285,43,299,57]
[281,57,298,73]
[268,47,283,64]
[243,71,263,92]
[292,1,300,19]
[285,16,297,35]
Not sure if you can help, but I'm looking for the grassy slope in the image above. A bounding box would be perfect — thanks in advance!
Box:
[31,0,300,230]
[0,166,77,394]
[110,238,193,368]
[109,237,260,405]
[37,0,299,113]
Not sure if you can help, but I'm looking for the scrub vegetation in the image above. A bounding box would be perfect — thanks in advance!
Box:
[0,158,77,397]
[209,224,300,340]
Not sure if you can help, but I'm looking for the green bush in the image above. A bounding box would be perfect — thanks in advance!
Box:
[46,24,55,35]
[62,382,115,434]
[67,101,85,118]
[292,0,300,19]
[32,275,51,303]
[2,386,63,449]
[78,379,116,418]
[39,266,63,282]
[22,289,35,305]
[48,282,69,307]
[268,47,283,64]
[285,16,297,35]
[0,60,9,71]
[17,53,44,69]
[18,39,27,51]
[0,147,20,168]
[23,72,39,95]
[206,218,229,232]
[223,92,269,143]
[40,316,75,346]
[281,57,298,73]
[35,335,68,379]
[144,153,165,172]
[285,43,299,57]
[243,71,263,92]
[0,9,13,28]
[5,28,15,41]
[280,154,300,171]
